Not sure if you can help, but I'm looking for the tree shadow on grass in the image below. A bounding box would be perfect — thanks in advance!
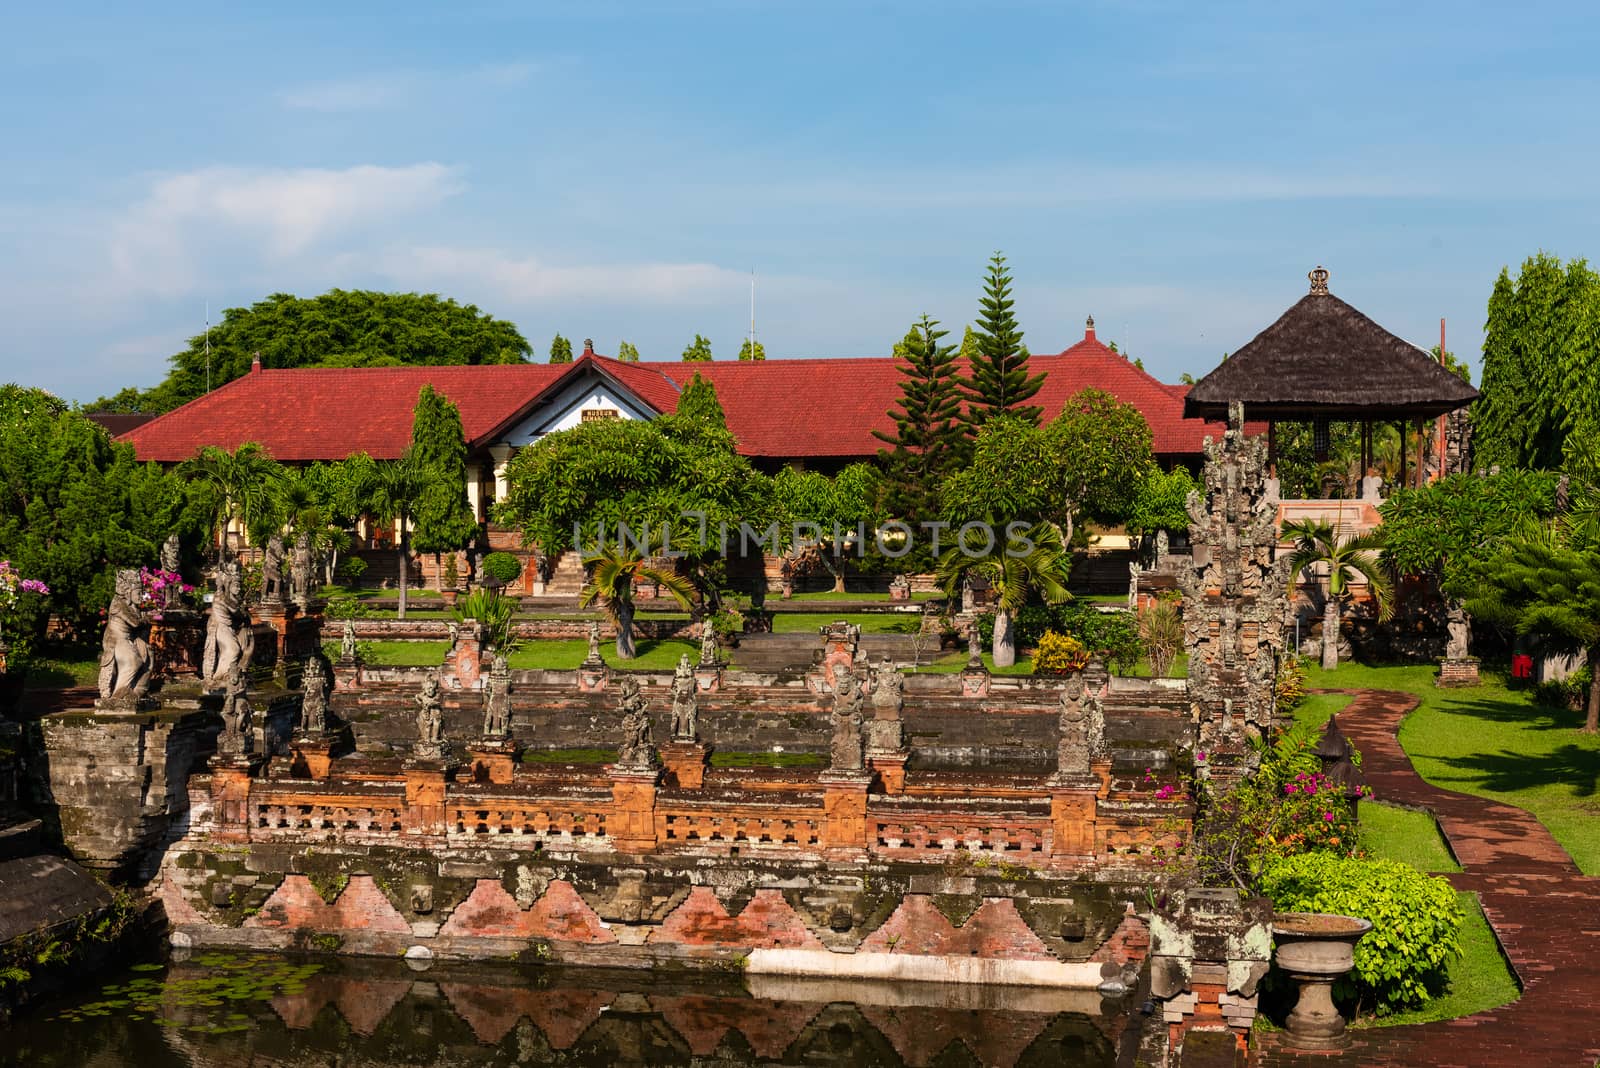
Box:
[1424,743,1600,800]
[1434,693,1589,733]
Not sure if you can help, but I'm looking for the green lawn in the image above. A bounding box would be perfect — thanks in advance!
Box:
[1289,692,1355,733]
[323,640,450,667]
[1309,662,1600,875]
[24,655,101,688]
[1125,653,1190,679]
[775,590,943,603]
[506,638,702,672]
[769,611,922,635]
[908,651,1037,676]
[1359,802,1459,873]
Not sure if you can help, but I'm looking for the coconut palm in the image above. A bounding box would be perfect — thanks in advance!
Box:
[1284,518,1394,670]
[938,521,1073,668]
[579,546,695,659]
[178,442,286,559]
[359,451,426,620]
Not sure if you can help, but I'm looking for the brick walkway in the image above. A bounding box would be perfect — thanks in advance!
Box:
[1253,689,1600,1068]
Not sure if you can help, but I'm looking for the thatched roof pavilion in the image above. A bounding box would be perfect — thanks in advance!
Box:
[1184,267,1479,486]
[1184,267,1479,422]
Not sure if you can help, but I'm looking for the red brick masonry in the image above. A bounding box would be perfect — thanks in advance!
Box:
[1254,690,1600,1068]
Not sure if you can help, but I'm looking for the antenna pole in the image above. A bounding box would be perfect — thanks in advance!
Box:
[205,300,211,394]
[749,272,756,359]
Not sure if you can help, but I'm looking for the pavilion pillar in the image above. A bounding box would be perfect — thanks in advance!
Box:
[464,461,484,523]
[488,444,515,504]
[1399,422,1408,488]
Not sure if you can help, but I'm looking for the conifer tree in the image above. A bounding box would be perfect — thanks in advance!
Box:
[963,252,1045,429]
[672,372,728,437]
[617,341,640,362]
[549,334,574,364]
[874,316,965,526]
[408,385,476,589]
[681,334,713,361]
[737,339,766,361]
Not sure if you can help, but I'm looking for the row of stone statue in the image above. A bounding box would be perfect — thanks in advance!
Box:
[410,651,515,760]
[259,532,321,608]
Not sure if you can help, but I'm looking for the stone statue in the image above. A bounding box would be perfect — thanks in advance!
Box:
[339,618,358,661]
[669,653,698,741]
[1445,601,1470,660]
[160,533,181,575]
[203,564,253,689]
[299,656,329,735]
[415,672,444,745]
[615,675,657,770]
[97,568,152,706]
[829,665,866,772]
[966,622,983,668]
[584,620,603,664]
[1128,559,1143,609]
[1056,672,1091,779]
[290,532,315,607]
[699,621,720,667]
[867,657,905,752]
[482,650,512,738]
[261,535,286,603]
[217,667,253,756]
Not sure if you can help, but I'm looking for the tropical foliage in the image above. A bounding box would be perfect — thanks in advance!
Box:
[578,546,695,659]
[1284,518,1394,669]
[939,520,1072,667]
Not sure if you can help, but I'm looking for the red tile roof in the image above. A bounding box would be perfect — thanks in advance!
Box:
[119,329,1236,463]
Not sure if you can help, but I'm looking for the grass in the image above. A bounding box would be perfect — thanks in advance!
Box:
[710,751,825,768]
[1359,802,1460,873]
[1309,662,1600,875]
[24,656,101,688]
[322,640,450,667]
[1289,692,1355,733]
[505,638,703,672]
[768,612,922,635]
[908,651,1036,676]
[522,747,615,764]
[776,590,943,603]
[1125,653,1190,679]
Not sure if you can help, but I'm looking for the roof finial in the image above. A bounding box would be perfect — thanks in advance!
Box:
[582,338,594,356]
[1085,314,1096,341]
[1309,266,1330,295]
[250,351,262,372]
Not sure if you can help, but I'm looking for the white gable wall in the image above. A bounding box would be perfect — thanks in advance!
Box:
[496,375,659,447]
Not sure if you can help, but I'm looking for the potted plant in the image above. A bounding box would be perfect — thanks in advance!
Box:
[441,554,460,607]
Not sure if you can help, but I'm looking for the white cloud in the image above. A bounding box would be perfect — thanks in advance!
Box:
[108,163,462,296]
[375,245,756,305]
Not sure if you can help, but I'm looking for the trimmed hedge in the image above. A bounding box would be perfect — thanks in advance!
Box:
[481,551,522,584]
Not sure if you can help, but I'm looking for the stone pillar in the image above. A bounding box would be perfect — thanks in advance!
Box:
[207,758,258,844]
[608,766,660,853]
[867,752,908,795]
[332,657,363,692]
[1437,656,1480,688]
[289,736,335,780]
[659,740,712,790]
[1148,888,1272,1063]
[403,763,449,838]
[577,660,609,693]
[254,601,299,666]
[1049,788,1098,858]
[819,772,870,857]
[465,738,520,785]
[694,665,723,693]
[464,461,484,523]
[960,662,990,697]
[149,610,205,681]
[488,444,515,502]
[446,621,486,690]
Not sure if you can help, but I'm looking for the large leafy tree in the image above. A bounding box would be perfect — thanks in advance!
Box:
[1284,519,1395,670]
[681,334,714,362]
[616,341,640,362]
[0,386,196,645]
[674,373,729,439]
[937,520,1072,667]
[178,442,288,557]
[771,464,883,593]
[579,547,695,659]
[963,253,1044,430]
[549,334,574,364]
[874,316,966,534]
[1380,471,1559,653]
[737,339,766,361]
[408,386,477,587]
[93,290,531,413]
[1044,388,1154,534]
[1127,466,1200,539]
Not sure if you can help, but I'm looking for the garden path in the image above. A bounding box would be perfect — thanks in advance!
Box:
[1253,689,1600,1067]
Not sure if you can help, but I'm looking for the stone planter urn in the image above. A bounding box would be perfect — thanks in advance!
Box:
[1272,912,1372,1050]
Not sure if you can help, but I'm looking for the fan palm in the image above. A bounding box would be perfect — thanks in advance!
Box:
[937,521,1073,668]
[359,451,426,620]
[1284,518,1394,670]
[579,546,695,659]
[178,443,286,559]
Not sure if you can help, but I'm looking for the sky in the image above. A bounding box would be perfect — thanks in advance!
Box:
[4,1,1600,403]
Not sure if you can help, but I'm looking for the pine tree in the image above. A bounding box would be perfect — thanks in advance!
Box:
[674,372,727,435]
[681,334,713,361]
[963,252,1045,429]
[737,339,766,361]
[408,386,477,589]
[617,341,640,362]
[874,316,966,526]
[549,334,574,364]
[958,326,981,362]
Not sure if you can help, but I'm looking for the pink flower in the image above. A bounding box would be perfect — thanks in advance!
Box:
[1285,784,1299,794]
[1322,812,1336,822]
[1196,751,1207,761]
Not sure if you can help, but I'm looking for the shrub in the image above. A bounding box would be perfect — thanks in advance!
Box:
[442,553,460,590]
[1033,630,1090,675]
[336,556,368,584]
[481,551,522,584]
[1533,665,1591,712]
[1275,655,1310,717]
[975,603,1141,671]
[324,594,371,621]
[1138,595,1182,677]
[454,587,516,651]
[1260,853,1463,1014]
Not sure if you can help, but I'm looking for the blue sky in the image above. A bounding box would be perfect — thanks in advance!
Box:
[4,1,1599,402]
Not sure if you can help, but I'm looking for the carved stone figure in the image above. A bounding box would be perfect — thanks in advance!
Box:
[1445,601,1470,661]
[1054,672,1106,781]
[97,568,152,706]
[203,564,254,688]
[217,668,253,756]
[699,621,720,667]
[299,656,329,735]
[584,620,603,664]
[261,535,286,603]
[290,532,315,607]
[482,650,512,738]
[160,534,181,575]
[867,657,906,752]
[415,672,444,745]
[615,675,657,770]
[669,653,698,741]
[339,618,358,661]
[829,665,866,772]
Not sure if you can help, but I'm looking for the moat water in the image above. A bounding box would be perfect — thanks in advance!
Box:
[5,949,1141,1066]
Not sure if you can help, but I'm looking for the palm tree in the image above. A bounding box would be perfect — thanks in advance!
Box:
[178,443,286,559]
[579,546,695,659]
[1284,518,1394,670]
[360,452,426,620]
[938,521,1073,668]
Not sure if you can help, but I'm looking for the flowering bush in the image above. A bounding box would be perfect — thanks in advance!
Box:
[1032,629,1090,675]
[138,567,193,610]
[0,561,49,645]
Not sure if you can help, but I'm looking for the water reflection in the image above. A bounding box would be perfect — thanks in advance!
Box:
[7,954,1137,1067]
